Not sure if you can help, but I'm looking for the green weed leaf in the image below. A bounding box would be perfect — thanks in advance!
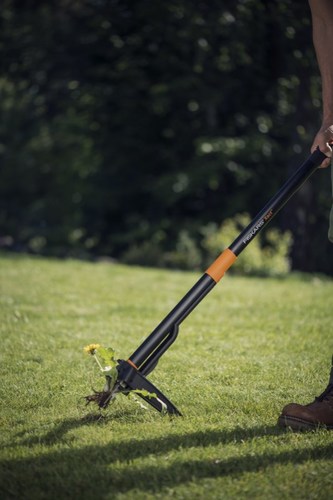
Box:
[96,346,117,369]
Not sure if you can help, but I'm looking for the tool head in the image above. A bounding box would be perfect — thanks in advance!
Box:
[85,359,181,416]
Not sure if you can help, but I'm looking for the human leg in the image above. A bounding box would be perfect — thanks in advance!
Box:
[278,357,333,431]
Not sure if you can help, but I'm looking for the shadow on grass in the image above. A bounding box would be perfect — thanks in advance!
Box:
[15,412,109,446]
[2,419,333,498]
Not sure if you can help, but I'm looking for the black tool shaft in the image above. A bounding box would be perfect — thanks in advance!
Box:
[229,149,325,255]
[128,149,326,372]
[130,273,215,369]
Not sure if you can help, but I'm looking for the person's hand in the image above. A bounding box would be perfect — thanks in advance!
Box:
[311,124,333,167]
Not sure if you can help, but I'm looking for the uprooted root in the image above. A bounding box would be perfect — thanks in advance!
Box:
[85,389,112,408]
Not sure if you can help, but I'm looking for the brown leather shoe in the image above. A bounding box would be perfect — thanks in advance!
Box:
[278,383,333,430]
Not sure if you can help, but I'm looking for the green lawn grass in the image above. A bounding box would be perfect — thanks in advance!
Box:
[0,253,332,499]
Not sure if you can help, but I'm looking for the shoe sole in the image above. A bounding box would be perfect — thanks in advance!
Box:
[278,415,333,431]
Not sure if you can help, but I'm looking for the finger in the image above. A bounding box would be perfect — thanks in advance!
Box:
[310,141,332,168]
[323,126,333,156]
[319,156,331,169]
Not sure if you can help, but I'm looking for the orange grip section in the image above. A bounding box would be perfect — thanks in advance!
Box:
[205,248,237,283]
[127,359,138,369]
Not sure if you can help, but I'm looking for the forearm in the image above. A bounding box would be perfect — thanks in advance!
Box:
[309,0,333,125]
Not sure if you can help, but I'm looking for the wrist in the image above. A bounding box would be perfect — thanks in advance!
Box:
[320,120,333,132]
[322,112,333,127]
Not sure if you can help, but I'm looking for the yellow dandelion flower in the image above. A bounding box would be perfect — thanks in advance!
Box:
[83,343,101,355]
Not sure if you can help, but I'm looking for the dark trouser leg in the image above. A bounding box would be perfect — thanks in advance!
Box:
[329,163,333,242]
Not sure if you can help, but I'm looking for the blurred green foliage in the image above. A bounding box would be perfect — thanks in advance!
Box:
[123,215,292,277]
[0,0,332,274]
[202,214,293,277]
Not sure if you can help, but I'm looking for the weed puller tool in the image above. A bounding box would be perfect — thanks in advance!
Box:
[92,149,326,415]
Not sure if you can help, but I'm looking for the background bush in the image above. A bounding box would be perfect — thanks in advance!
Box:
[0,0,332,274]
[202,214,293,277]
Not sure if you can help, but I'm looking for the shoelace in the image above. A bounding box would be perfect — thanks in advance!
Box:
[316,383,333,405]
